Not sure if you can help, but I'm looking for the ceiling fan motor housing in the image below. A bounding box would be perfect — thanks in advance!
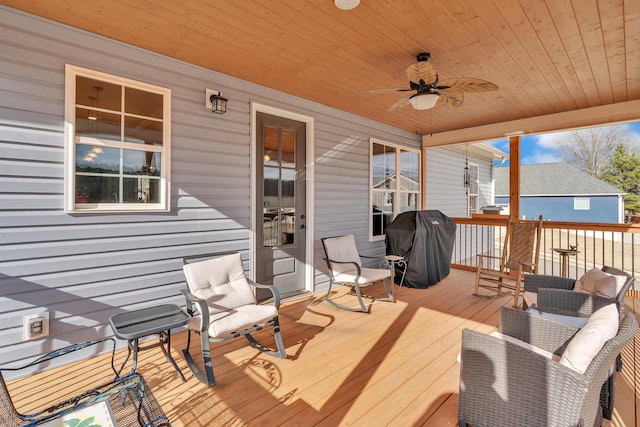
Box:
[416,52,431,62]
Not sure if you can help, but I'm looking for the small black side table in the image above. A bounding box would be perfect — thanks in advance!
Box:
[109,304,190,382]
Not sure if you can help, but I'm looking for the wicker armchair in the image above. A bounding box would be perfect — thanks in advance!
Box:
[458,307,638,427]
[523,265,634,310]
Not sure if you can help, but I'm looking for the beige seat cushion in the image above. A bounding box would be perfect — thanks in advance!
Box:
[335,267,391,285]
[490,332,561,362]
[559,303,619,373]
[188,305,278,338]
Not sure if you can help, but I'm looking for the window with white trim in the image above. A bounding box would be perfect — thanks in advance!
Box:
[467,163,479,216]
[574,197,590,210]
[64,65,171,212]
[370,138,421,240]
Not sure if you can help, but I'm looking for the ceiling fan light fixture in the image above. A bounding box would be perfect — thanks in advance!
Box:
[408,93,439,110]
[334,0,360,10]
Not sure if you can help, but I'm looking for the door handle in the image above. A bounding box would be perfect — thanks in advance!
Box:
[300,214,305,219]
[300,224,306,229]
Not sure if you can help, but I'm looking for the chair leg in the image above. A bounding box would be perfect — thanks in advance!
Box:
[323,282,368,312]
[182,330,216,387]
[245,317,287,359]
[378,277,395,302]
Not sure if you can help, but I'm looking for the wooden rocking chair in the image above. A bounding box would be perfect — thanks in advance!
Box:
[474,216,543,307]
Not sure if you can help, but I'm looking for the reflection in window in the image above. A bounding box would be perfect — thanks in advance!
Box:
[66,65,170,211]
[370,139,421,239]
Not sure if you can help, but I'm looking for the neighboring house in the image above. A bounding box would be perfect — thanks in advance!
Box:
[494,162,626,223]
[425,143,508,218]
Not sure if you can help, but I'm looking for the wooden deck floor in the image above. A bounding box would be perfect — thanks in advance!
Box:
[7,269,640,426]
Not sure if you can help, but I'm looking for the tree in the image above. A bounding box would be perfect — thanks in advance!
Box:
[601,144,640,214]
[558,126,632,178]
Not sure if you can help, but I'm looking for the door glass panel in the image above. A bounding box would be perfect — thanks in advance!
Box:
[281,130,295,167]
[263,126,279,166]
[262,124,298,247]
[263,208,279,246]
[281,209,295,245]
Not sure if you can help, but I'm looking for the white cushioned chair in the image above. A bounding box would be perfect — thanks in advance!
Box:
[181,253,286,386]
[321,234,394,312]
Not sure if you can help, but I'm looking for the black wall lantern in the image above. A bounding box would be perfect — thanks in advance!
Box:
[205,89,228,114]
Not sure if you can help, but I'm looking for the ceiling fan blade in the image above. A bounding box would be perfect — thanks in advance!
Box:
[388,95,412,112]
[360,87,413,94]
[437,89,465,107]
[436,78,498,93]
[405,62,437,85]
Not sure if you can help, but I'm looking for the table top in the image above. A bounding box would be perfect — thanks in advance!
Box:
[385,255,404,261]
[109,304,190,340]
[551,248,580,255]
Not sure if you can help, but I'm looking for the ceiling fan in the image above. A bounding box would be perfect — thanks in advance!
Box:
[361,52,498,112]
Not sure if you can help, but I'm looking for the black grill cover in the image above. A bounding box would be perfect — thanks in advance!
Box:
[385,210,456,288]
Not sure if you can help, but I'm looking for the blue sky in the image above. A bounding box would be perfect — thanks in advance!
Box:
[488,121,640,165]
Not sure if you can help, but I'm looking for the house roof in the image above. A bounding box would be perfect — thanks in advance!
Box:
[494,162,625,196]
[2,1,638,138]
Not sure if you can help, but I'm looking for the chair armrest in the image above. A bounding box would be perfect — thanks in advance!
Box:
[500,307,578,354]
[181,288,209,332]
[536,288,618,315]
[475,253,502,269]
[459,328,588,426]
[601,266,635,302]
[323,258,362,276]
[524,274,575,293]
[248,279,281,309]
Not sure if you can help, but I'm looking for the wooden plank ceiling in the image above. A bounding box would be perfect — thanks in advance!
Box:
[2,0,639,136]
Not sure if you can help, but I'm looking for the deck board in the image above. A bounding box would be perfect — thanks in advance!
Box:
[6,269,639,426]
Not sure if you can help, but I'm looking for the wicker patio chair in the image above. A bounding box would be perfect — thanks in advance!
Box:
[522,266,635,420]
[523,265,634,310]
[458,307,638,427]
[474,216,543,307]
[181,252,286,386]
[321,234,394,312]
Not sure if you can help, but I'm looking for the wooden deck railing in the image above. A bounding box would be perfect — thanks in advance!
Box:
[451,216,640,290]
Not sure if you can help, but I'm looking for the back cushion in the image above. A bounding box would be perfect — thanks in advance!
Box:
[559,303,619,373]
[183,253,257,313]
[323,235,362,274]
[574,268,617,299]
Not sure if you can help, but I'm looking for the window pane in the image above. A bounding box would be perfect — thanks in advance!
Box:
[76,145,120,174]
[281,168,295,205]
[281,209,295,245]
[372,143,395,189]
[124,117,163,145]
[399,192,418,212]
[400,150,420,192]
[281,130,295,168]
[76,77,121,112]
[125,87,163,119]
[75,175,120,203]
[263,167,279,205]
[263,208,278,247]
[123,150,161,176]
[469,164,479,194]
[263,126,279,166]
[123,177,160,203]
[76,110,122,140]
